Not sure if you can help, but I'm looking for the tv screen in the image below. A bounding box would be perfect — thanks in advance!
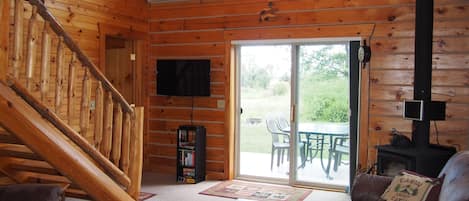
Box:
[403,100,424,121]
[157,59,211,96]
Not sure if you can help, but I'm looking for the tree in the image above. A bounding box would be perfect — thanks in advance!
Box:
[298,44,349,123]
[299,45,348,79]
[240,54,272,89]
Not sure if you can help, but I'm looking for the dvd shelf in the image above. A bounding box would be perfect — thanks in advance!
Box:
[176,125,206,184]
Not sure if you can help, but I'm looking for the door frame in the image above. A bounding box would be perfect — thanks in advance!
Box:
[225,25,375,181]
[349,41,361,190]
[98,23,147,106]
[232,38,361,190]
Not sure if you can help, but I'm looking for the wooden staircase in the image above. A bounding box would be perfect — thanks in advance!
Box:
[0,0,144,200]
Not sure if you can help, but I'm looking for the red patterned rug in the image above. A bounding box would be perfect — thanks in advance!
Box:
[139,192,156,201]
[200,180,312,201]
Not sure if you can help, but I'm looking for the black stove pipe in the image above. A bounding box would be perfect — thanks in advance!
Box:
[412,0,433,148]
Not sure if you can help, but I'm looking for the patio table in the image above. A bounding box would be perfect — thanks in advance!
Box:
[282,122,349,179]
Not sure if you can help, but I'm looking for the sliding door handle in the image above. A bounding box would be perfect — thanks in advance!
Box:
[290,104,295,123]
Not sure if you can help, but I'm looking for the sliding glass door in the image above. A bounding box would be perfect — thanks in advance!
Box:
[236,40,359,190]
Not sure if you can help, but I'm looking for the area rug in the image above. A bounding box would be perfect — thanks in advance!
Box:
[139,192,156,201]
[200,180,312,201]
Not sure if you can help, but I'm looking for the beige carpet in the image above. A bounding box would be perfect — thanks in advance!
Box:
[136,172,351,201]
[200,180,312,201]
[65,173,351,201]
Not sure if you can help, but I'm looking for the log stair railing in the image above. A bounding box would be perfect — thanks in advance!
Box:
[0,1,144,201]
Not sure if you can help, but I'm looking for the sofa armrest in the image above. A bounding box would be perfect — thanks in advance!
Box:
[351,173,393,201]
[0,184,64,201]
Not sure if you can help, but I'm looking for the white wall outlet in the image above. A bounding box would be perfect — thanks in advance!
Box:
[90,100,96,110]
[217,100,225,109]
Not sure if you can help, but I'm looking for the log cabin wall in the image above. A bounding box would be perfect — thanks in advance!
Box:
[148,0,469,179]
[1,0,8,81]
[7,0,148,138]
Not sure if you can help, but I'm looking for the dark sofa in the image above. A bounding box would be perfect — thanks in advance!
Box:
[0,184,64,201]
[351,151,469,201]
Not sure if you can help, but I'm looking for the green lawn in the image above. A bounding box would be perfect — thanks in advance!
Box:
[239,87,349,161]
[239,86,289,154]
[240,124,271,153]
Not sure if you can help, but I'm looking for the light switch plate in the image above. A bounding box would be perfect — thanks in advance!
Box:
[90,100,96,110]
[217,100,225,109]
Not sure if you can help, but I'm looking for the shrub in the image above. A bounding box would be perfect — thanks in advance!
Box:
[272,81,289,96]
[300,78,349,122]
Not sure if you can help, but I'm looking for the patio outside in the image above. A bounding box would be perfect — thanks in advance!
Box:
[238,44,350,187]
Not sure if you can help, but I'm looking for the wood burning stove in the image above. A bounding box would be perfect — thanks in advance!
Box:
[376,0,456,177]
[377,145,455,177]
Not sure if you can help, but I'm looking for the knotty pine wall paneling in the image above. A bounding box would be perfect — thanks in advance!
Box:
[148,0,469,179]
[1,0,9,81]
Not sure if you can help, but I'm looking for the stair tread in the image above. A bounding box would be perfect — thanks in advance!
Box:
[0,143,41,160]
[21,171,88,198]
[0,132,22,144]
[0,144,33,152]
[23,171,72,184]
[65,188,90,199]
[0,176,16,185]
[7,158,59,175]
[17,170,80,187]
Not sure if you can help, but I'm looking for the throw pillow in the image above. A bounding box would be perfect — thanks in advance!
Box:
[381,170,443,201]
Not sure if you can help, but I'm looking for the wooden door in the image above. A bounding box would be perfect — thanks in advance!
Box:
[105,37,135,104]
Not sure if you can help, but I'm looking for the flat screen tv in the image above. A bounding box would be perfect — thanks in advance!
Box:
[157,59,211,96]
